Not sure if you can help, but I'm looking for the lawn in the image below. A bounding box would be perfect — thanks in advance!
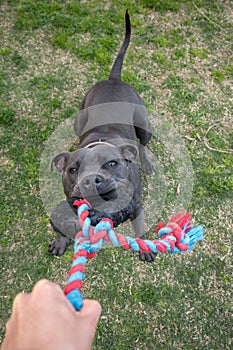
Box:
[0,0,232,349]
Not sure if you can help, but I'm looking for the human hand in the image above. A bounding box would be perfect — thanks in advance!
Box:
[1,279,101,350]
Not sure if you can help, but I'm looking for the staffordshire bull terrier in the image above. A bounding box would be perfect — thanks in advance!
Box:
[49,10,155,262]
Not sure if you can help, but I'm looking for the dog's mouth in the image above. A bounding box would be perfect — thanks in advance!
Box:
[100,188,118,201]
[71,178,134,215]
[73,180,117,204]
[89,183,118,202]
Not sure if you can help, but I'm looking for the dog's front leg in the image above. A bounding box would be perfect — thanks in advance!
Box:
[131,207,155,262]
[138,144,155,175]
[49,200,81,256]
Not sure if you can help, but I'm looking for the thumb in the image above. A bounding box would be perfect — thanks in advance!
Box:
[74,300,102,350]
[79,299,102,321]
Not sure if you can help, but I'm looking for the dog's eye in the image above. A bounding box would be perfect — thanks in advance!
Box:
[69,168,79,174]
[108,160,118,168]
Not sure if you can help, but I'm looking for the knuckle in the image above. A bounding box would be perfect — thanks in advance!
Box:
[33,279,62,296]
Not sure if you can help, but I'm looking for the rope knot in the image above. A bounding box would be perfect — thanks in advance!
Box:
[89,219,113,244]
[64,200,204,310]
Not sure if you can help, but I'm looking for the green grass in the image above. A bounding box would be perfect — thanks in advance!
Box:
[0,0,232,349]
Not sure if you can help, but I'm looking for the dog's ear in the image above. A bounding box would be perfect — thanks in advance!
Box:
[119,144,139,162]
[50,152,71,173]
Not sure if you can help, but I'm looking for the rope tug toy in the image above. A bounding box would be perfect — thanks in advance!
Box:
[64,199,204,310]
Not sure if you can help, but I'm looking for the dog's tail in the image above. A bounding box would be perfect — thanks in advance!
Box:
[109,10,131,80]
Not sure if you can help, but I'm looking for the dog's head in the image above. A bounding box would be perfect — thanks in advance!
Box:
[51,142,138,213]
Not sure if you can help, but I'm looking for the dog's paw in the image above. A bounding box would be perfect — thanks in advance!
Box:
[141,160,155,175]
[139,251,156,263]
[49,236,71,256]
[139,146,155,175]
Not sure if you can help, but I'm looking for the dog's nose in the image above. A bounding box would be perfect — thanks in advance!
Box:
[95,175,103,184]
[82,175,103,189]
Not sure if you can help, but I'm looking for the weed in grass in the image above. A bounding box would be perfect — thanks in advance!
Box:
[189,47,209,60]
[51,29,72,50]
[206,127,232,152]
[172,47,186,60]
[138,0,183,12]
[49,6,120,63]
[0,71,5,96]
[0,47,12,55]
[11,50,26,68]
[29,75,57,89]
[211,69,225,83]
[0,103,16,125]
[148,28,185,48]
[162,74,198,113]
[15,1,63,30]
[151,34,170,47]
[223,65,233,79]
[45,98,62,112]
[152,52,167,64]
[190,77,201,84]
[122,70,151,94]
[1,48,27,71]
[186,108,208,128]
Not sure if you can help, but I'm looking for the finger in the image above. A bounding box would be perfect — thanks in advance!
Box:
[32,279,62,293]
[74,300,101,349]
[31,279,76,314]
[5,315,14,333]
[80,299,102,320]
[31,279,66,303]
[12,292,29,311]
[8,292,29,326]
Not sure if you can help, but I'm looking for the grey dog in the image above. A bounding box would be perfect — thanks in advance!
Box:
[49,10,155,262]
